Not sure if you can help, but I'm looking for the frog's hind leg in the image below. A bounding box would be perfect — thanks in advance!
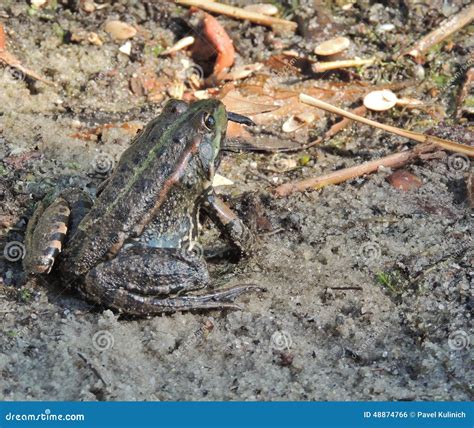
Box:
[23,189,93,274]
[81,247,259,315]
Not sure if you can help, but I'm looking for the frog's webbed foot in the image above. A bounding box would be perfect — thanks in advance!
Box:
[202,191,257,256]
[81,247,259,315]
[86,283,259,315]
[23,189,93,274]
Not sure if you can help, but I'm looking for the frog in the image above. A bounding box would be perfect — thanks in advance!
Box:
[23,99,259,315]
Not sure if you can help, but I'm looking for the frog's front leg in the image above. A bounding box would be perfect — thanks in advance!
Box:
[23,189,93,274]
[202,191,256,256]
[81,247,257,315]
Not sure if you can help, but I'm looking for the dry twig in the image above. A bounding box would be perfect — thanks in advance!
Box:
[0,23,53,85]
[299,93,474,157]
[175,0,297,31]
[313,58,374,73]
[275,93,473,196]
[401,3,474,59]
[274,144,438,197]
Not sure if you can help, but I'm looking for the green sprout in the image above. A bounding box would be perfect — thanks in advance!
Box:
[376,271,403,295]
[18,288,32,303]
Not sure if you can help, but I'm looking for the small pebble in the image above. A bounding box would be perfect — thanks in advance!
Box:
[376,23,395,33]
[387,170,422,191]
[87,32,103,46]
[314,36,350,56]
[82,0,95,12]
[414,64,425,80]
[105,20,137,41]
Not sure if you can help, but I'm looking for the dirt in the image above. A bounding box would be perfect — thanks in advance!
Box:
[0,0,472,401]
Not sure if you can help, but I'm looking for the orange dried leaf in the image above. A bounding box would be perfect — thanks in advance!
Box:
[201,12,235,76]
[226,121,252,140]
[0,23,6,51]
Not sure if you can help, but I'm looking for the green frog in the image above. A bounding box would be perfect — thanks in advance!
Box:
[23,99,258,315]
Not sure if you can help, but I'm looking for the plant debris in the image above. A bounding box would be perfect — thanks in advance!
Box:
[274,144,438,197]
[313,58,374,73]
[299,94,474,156]
[401,3,474,59]
[0,23,52,85]
[176,0,297,32]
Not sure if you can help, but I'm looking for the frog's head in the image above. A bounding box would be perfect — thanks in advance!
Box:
[185,99,228,182]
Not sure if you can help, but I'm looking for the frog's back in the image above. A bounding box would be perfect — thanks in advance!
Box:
[60,100,213,277]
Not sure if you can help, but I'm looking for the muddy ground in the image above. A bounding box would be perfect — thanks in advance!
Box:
[0,0,472,400]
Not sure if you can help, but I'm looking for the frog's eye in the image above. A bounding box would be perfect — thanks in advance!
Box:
[203,113,216,130]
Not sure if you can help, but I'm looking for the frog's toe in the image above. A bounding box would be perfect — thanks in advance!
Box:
[79,247,262,315]
[97,287,257,315]
[106,291,247,315]
[203,284,264,301]
[83,268,261,315]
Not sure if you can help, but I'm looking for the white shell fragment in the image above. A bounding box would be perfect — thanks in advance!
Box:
[314,37,350,56]
[119,41,132,56]
[363,89,398,111]
[161,36,195,56]
[282,112,316,133]
[212,174,234,187]
[105,20,137,41]
[243,4,279,16]
[376,23,396,33]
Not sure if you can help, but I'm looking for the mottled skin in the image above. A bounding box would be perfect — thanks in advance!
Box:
[24,99,257,315]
